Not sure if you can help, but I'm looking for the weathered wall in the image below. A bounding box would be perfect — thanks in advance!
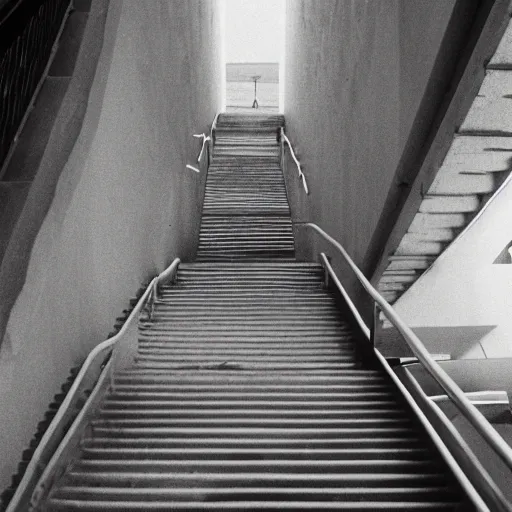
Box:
[394,177,512,359]
[0,0,221,489]
[283,0,459,290]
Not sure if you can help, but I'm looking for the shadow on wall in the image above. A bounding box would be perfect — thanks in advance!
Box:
[0,0,221,491]
[376,324,497,359]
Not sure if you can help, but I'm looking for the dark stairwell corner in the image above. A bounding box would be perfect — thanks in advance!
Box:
[0,0,91,267]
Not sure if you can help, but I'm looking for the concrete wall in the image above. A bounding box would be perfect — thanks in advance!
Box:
[0,0,221,489]
[283,0,458,292]
[394,177,512,359]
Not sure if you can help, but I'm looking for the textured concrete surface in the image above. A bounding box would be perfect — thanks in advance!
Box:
[491,17,512,65]
[462,70,512,133]
[376,11,512,305]
[0,183,32,259]
[283,0,456,299]
[400,358,512,503]
[437,135,512,174]
[0,0,221,490]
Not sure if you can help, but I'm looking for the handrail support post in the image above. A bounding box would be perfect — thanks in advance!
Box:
[371,302,381,348]
[304,222,512,481]
[320,252,332,289]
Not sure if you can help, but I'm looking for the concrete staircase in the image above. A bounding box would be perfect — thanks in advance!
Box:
[197,114,294,261]
[41,113,464,510]
[377,17,512,304]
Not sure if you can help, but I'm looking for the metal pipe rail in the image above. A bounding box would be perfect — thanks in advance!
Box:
[306,222,512,468]
[280,127,309,194]
[193,133,211,163]
[5,258,181,512]
[305,222,512,511]
[210,112,220,142]
[186,134,210,173]
[186,113,219,173]
[319,252,509,512]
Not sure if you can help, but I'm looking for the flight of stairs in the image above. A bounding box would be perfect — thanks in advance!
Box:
[41,113,465,510]
[197,114,294,261]
[377,17,512,304]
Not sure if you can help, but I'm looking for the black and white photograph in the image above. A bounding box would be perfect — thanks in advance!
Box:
[1,0,512,510]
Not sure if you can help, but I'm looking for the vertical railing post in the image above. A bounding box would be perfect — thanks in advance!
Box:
[370,302,381,348]
[153,280,159,302]
[320,252,331,290]
[279,127,285,173]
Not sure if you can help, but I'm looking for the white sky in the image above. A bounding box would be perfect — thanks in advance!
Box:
[224,0,283,63]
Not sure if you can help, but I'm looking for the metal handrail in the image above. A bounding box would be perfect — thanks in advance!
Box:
[5,258,181,512]
[210,112,220,141]
[305,222,512,471]
[320,253,370,339]
[319,252,510,511]
[185,133,209,174]
[403,368,511,512]
[208,112,220,167]
[186,113,219,173]
[186,134,210,173]
[193,133,211,163]
[280,127,309,194]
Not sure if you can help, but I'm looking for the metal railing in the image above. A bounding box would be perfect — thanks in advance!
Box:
[194,133,211,161]
[186,134,209,173]
[5,258,181,512]
[210,112,220,143]
[185,133,204,173]
[0,0,71,170]
[279,127,309,194]
[305,222,512,511]
[186,113,219,173]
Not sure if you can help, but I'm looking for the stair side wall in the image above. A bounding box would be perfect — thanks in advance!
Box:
[393,177,512,360]
[0,0,222,491]
[283,0,464,301]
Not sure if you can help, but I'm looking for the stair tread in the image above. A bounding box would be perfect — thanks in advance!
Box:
[39,114,463,511]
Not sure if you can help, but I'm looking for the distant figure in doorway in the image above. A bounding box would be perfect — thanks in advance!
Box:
[251,75,261,109]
